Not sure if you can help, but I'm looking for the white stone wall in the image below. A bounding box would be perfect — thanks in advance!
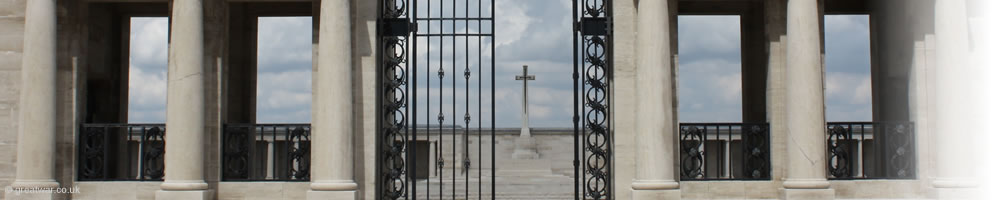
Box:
[0,0,25,199]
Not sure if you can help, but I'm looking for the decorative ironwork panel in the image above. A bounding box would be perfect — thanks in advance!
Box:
[222,125,251,179]
[288,126,311,180]
[221,124,311,181]
[79,126,108,180]
[742,124,770,179]
[679,123,771,181]
[141,127,165,180]
[378,0,409,199]
[880,122,915,179]
[826,122,916,180]
[575,0,614,198]
[78,124,165,181]
[827,123,853,179]
[680,126,706,179]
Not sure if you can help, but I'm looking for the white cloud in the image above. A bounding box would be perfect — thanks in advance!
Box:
[130,18,169,66]
[128,18,169,123]
[255,17,314,123]
[824,15,873,121]
[495,0,537,46]
[677,14,744,124]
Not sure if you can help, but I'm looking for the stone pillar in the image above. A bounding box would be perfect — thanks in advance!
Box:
[780,0,834,199]
[156,0,211,199]
[932,0,978,198]
[632,0,680,199]
[308,0,357,198]
[6,0,60,199]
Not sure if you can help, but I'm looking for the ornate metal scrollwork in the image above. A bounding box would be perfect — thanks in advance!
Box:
[288,127,311,180]
[222,126,250,179]
[378,0,409,198]
[742,124,770,179]
[141,126,165,180]
[827,124,852,178]
[79,126,107,180]
[583,31,611,200]
[576,0,613,198]
[680,126,705,179]
[882,122,915,179]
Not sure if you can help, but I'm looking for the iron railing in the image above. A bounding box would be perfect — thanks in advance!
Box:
[827,122,915,179]
[679,123,770,181]
[78,123,166,181]
[221,123,310,181]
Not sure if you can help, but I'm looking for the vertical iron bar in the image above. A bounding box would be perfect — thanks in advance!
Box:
[137,126,144,180]
[103,126,110,180]
[452,0,458,197]
[704,125,709,178]
[490,0,496,197]
[275,126,279,180]
[477,0,484,197]
[850,123,856,178]
[410,0,419,196]
[571,0,580,198]
[605,0,615,193]
[426,0,432,198]
[438,0,445,196]
[464,0,471,197]
[729,125,734,178]
[375,0,384,195]
[286,125,292,180]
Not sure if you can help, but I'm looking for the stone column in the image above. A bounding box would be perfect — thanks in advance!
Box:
[308,0,357,198]
[781,0,833,199]
[156,0,211,199]
[6,0,60,199]
[932,0,978,198]
[632,0,680,199]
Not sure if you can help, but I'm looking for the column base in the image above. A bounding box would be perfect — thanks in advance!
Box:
[155,190,213,200]
[934,188,979,199]
[307,190,356,200]
[779,188,834,200]
[632,189,681,200]
[3,191,56,200]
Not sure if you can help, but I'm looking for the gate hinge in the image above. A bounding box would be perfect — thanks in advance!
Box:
[579,17,608,36]
[384,18,413,36]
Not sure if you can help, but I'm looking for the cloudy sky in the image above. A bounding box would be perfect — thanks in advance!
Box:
[126,2,872,127]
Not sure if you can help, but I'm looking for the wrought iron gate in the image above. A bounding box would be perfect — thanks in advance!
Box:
[377,0,613,199]
[573,0,614,199]
[377,0,497,199]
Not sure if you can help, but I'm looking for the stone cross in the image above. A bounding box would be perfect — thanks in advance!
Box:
[512,65,540,159]
[515,65,536,138]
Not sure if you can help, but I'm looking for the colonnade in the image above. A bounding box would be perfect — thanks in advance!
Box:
[6,0,977,199]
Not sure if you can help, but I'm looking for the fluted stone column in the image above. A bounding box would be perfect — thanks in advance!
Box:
[156,0,211,199]
[932,0,978,198]
[781,0,833,199]
[632,0,680,199]
[307,0,357,199]
[6,0,59,199]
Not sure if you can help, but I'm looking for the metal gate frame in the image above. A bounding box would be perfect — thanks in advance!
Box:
[573,0,614,199]
[376,0,614,199]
